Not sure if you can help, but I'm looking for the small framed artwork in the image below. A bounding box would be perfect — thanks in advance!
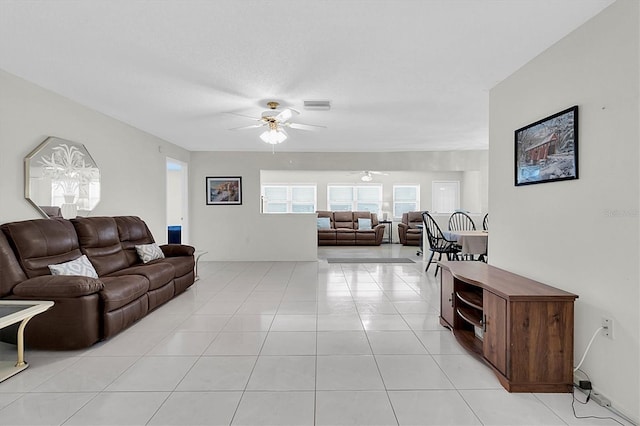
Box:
[206,176,242,205]
[515,105,578,186]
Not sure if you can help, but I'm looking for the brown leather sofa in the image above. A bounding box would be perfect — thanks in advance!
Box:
[0,216,195,350]
[398,211,423,246]
[317,211,385,245]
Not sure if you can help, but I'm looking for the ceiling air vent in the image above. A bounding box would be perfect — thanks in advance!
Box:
[303,100,331,111]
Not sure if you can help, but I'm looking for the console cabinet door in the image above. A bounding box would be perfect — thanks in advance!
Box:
[483,290,507,376]
[440,269,455,328]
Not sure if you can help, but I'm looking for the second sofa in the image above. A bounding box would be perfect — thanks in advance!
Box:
[316,211,385,245]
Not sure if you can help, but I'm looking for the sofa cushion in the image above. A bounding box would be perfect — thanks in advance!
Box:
[100,275,149,312]
[357,218,372,230]
[1,218,82,279]
[71,217,130,276]
[135,243,165,263]
[355,230,377,244]
[406,211,423,224]
[12,275,103,298]
[317,217,331,229]
[108,262,175,291]
[157,256,195,278]
[317,229,336,245]
[336,229,356,243]
[114,216,156,266]
[49,255,99,279]
[316,211,333,219]
[333,211,354,229]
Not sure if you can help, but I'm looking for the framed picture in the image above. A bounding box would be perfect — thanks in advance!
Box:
[206,176,242,205]
[515,106,578,186]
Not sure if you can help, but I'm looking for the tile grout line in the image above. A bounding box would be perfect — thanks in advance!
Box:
[228,261,288,425]
[348,263,401,426]
[149,262,257,426]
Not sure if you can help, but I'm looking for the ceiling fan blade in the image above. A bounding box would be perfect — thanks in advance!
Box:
[229,123,266,131]
[285,122,326,131]
[275,108,299,123]
[224,111,261,120]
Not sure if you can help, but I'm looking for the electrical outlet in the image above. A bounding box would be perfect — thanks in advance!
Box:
[601,317,614,339]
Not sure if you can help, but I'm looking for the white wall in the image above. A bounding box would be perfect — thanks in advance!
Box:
[190,152,319,261]
[0,69,191,242]
[190,150,487,261]
[489,0,638,421]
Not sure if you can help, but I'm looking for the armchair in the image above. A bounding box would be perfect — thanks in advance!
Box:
[398,211,423,246]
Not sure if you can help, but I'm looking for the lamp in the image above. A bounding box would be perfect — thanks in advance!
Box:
[259,121,288,145]
[260,129,287,144]
[361,172,373,182]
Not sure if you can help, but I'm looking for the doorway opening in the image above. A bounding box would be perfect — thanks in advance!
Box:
[166,158,188,244]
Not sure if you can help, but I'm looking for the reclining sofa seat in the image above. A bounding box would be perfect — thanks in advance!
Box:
[114,216,195,295]
[0,216,195,350]
[71,216,170,338]
[0,218,102,349]
[316,211,336,245]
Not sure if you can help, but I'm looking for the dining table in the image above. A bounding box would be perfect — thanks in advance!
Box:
[443,230,488,256]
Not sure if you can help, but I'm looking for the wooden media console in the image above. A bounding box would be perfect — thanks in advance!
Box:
[438,261,578,393]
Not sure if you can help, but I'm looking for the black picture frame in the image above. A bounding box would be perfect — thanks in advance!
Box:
[206,176,242,205]
[514,106,578,186]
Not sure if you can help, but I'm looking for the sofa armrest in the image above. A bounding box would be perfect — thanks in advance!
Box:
[12,275,104,298]
[372,224,385,232]
[397,223,408,244]
[160,244,195,257]
[373,224,385,244]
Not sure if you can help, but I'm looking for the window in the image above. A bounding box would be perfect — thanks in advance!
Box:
[393,185,420,218]
[432,181,460,214]
[291,186,316,213]
[327,185,382,213]
[327,186,353,211]
[262,185,316,213]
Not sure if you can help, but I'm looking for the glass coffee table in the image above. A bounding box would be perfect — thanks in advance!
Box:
[0,300,54,382]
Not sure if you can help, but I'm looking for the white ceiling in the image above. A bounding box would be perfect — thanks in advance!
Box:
[0,0,614,153]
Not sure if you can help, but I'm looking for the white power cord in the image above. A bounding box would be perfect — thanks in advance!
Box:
[574,326,603,372]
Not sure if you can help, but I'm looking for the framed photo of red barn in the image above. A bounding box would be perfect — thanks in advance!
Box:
[515,106,578,186]
[206,176,242,205]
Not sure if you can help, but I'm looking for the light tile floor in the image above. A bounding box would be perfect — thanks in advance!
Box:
[0,245,632,425]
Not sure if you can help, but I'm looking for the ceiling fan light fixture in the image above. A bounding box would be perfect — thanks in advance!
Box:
[260,128,287,144]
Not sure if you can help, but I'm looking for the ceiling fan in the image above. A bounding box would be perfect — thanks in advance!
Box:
[355,170,388,182]
[229,101,325,145]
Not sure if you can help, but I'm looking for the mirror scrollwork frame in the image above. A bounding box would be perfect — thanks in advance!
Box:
[24,137,101,219]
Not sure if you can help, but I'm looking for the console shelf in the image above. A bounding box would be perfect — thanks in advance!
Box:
[456,306,482,328]
[456,290,483,310]
[439,261,578,393]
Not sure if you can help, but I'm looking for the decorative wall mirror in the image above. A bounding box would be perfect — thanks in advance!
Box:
[24,137,100,219]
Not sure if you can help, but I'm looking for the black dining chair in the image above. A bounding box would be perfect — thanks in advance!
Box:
[449,211,476,260]
[479,213,489,262]
[448,211,476,231]
[422,211,461,276]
